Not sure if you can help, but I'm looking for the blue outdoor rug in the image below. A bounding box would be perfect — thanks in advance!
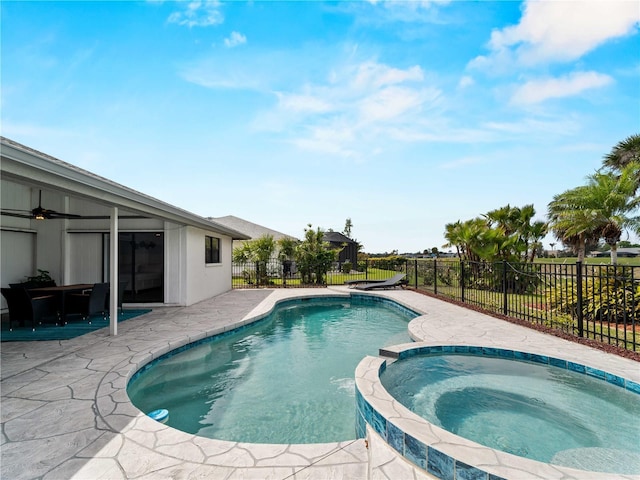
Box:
[0,309,151,342]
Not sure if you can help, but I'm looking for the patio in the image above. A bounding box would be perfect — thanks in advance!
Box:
[1,288,638,480]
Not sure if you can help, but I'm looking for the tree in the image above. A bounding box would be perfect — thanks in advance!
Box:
[343,218,353,238]
[295,225,338,284]
[547,163,639,264]
[484,204,547,262]
[548,188,602,262]
[444,204,546,264]
[232,235,277,285]
[277,236,299,286]
[603,134,640,186]
[589,163,640,264]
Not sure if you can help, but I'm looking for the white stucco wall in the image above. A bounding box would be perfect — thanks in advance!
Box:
[184,226,233,306]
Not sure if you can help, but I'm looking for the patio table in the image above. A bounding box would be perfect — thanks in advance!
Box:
[29,283,94,322]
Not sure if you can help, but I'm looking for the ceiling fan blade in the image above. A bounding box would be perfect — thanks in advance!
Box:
[46,212,83,219]
[1,210,34,219]
[1,207,32,212]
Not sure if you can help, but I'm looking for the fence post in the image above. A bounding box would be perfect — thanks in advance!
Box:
[502,260,508,315]
[460,260,465,303]
[414,259,418,289]
[365,259,369,280]
[576,261,584,337]
[433,258,438,295]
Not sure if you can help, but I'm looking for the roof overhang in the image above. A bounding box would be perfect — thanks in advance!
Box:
[0,137,250,240]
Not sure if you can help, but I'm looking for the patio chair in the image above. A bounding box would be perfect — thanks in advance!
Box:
[344,273,406,288]
[1,287,59,331]
[104,281,128,316]
[66,282,109,324]
[353,274,408,291]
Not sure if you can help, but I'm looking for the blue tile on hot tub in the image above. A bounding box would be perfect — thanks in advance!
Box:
[404,432,426,470]
[455,460,487,480]
[627,380,640,395]
[568,361,586,374]
[488,474,508,480]
[355,411,366,438]
[497,348,514,358]
[605,372,625,388]
[585,366,605,380]
[513,350,525,360]
[387,421,403,453]
[356,389,366,413]
[362,399,373,424]
[371,408,387,439]
[530,353,549,365]
[427,446,454,480]
[482,347,499,357]
[549,357,566,368]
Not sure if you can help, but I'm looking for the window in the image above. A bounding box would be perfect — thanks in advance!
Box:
[205,236,220,264]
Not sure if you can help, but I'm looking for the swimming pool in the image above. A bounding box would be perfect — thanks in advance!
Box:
[127,295,418,444]
[356,345,640,479]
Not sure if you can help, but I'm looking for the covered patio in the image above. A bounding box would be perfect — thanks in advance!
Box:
[1,137,249,335]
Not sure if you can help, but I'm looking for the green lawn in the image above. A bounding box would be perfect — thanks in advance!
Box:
[536,256,640,266]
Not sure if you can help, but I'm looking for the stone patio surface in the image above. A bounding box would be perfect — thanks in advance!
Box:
[1,287,638,480]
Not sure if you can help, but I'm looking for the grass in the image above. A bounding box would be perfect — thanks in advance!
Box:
[536,257,640,266]
[232,268,401,288]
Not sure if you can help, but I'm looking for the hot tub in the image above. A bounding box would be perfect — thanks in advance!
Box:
[355,344,640,480]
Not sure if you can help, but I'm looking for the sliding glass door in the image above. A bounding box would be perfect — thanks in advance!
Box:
[109,232,164,303]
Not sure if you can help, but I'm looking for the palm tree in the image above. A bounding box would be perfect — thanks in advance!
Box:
[547,193,598,262]
[233,234,277,285]
[603,133,640,192]
[484,204,546,262]
[589,163,640,263]
[548,163,640,264]
[443,218,487,262]
[603,134,640,170]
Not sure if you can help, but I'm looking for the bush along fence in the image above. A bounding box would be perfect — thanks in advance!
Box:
[232,257,639,352]
[410,259,639,352]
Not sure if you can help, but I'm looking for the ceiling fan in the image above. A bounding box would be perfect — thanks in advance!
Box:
[1,190,82,220]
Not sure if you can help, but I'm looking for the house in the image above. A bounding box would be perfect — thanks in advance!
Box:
[323,231,359,266]
[208,215,297,251]
[590,248,640,258]
[1,137,249,334]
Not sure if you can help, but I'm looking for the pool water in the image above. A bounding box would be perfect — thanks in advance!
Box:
[380,354,640,474]
[127,296,416,444]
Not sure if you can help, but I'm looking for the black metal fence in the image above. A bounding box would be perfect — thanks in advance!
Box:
[232,258,639,352]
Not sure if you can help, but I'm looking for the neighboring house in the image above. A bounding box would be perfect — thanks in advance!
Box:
[0,137,249,333]
[208,215,296,252]
[323,231,358,266]
[591,248,640,258]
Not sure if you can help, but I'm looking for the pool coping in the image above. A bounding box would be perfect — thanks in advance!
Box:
[2,287,638,480]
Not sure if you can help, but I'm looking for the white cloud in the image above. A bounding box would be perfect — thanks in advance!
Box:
[352,62,424,89]
[276,92,334,114]
[358,85,437,122]
[168,0,223,28]
[458,75,474,88]
[224,31,247,48]
[471,0,639,70]
[358,0,452,24]
[272,61,439,158]
[510,71,613,105]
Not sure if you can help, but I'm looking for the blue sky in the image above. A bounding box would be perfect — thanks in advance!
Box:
[2,1,639,253]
